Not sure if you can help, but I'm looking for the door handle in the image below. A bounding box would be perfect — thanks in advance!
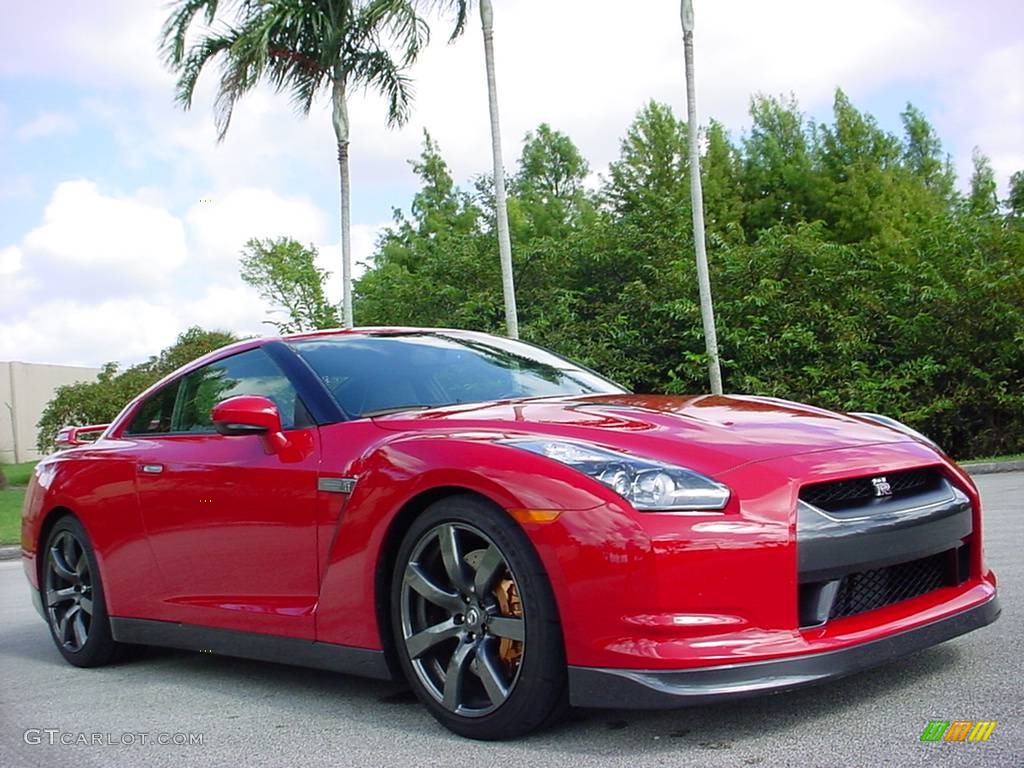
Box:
[138,464,164,474]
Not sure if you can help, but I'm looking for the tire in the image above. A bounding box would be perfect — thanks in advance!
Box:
[41,516,123,667]
[390,494,568,740]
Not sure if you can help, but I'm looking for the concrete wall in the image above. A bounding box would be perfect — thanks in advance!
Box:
[0,361,102,464]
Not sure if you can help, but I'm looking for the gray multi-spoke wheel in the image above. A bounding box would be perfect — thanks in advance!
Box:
[46,530,94,652]
[42,516,122,667]
[391,495,568,740]
[400,522,525,717]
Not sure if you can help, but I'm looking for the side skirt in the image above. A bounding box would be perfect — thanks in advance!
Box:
[110,617,395,681]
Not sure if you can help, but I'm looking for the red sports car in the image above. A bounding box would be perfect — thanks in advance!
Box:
[21,328,999,739]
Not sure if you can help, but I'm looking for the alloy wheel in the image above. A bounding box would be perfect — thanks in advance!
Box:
[399,522,526,717]
[45,530,93,652]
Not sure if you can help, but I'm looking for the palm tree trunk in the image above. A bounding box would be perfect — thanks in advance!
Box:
[479,0,519,339]
[681,0,722,394]
[333,69,354,328]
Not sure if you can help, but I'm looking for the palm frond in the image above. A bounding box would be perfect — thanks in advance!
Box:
[175,33,234,109]
[432,0,470,42]
[351,47,416,127]
[160,0,222,65]
[162,0,428,136]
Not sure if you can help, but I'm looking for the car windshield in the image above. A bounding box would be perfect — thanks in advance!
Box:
[290,332,627,419]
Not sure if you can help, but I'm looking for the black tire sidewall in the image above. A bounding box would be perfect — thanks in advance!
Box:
[43,516,120,667]
[390,495,568,740]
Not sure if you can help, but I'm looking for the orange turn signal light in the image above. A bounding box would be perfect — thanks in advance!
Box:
[507,508,561,524]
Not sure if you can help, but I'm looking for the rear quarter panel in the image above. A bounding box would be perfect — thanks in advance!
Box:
[21,442,158,617]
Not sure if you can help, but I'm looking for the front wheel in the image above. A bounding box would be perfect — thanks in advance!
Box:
[390,495,568,739]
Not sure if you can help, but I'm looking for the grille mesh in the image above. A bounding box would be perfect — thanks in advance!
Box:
[800,467,939,511]
[828,552,948,620]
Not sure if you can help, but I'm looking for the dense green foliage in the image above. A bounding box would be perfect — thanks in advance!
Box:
[36,328,239,452]
[353,91,1024,459]
[240,237,340,332]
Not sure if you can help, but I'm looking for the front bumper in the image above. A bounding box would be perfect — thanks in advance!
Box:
[568,591,1000,709]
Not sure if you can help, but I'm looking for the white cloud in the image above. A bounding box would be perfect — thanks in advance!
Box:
[16,111,77,141]
[0,245,22,275]
[938,42,1024,194]
[22,180,187,284]
[185,187,329,270]
[0,180,337,366]
[0,298,180,367]
[0,1,172,90]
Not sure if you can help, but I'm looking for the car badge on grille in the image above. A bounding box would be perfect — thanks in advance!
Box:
[871,476,893,497]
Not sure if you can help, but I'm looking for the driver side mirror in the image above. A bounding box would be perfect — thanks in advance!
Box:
[211,395,290,452]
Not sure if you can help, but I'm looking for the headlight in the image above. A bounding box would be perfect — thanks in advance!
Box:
[850,412,943,452]
[501,438,731,511]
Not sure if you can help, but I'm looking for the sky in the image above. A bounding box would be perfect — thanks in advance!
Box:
[1,0,1021,368]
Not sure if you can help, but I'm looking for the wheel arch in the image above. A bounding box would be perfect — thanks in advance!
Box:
[35,505,77,583]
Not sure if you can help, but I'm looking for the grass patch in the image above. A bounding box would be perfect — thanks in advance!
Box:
[1,461,37,487]
[962,453,1024,464]
[0,488,25,546]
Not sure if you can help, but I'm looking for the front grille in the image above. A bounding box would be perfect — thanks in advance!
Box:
[828,552,947,620]
[800,467,941,512]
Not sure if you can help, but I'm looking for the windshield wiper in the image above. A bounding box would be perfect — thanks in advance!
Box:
[361,404,438,418]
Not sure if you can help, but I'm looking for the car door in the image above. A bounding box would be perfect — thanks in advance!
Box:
[125,347,321,638]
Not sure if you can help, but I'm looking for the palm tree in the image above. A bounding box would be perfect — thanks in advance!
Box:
[161,0,430,328]
[434,0,518,338]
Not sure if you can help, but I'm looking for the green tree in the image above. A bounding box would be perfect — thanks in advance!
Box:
[240,237,340,333]
[740,94,821,237]
[817,89,905,243]
[355,133,496,328]
[37,328,238,452]
[1008,170,1024,218]
[514,123,591,238]
[701,120,745,243]
[900,103,954,200]
[968,147,999,217]
[161,0,429,329]
[606,102,689,220]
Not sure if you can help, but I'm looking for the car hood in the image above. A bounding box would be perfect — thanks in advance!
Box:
[372,394,920,474]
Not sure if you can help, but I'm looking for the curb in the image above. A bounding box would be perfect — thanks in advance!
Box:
[0,545,21,562]
[962,460,1024,476]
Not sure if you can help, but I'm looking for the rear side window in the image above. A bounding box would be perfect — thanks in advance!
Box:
[173,348,302,432]
[125,382,180,435]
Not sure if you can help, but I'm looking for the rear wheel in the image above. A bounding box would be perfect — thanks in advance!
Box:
[43,516,122,667]
[391,495,567,739]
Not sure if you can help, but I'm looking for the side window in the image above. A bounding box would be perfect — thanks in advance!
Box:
[125,382,180,435]
[173,349,303,433]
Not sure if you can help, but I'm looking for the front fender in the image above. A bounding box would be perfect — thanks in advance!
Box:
[313,434,627,649]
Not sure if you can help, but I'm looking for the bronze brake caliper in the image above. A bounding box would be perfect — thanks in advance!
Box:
[493,577,523,671]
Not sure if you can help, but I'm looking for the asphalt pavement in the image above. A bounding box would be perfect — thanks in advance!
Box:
[1,473,1021,767]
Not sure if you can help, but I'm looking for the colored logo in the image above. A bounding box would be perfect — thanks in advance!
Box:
[920,720,997,742]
